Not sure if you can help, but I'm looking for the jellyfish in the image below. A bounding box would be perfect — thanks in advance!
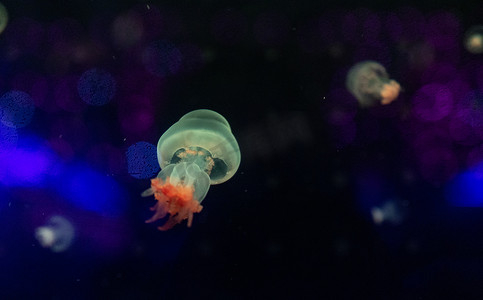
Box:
[346,61,401,107]
[464,25,483,54]
[35,216,75,252]
[141,109,241,231]
[0,2,8,35]
[371,199,406,225]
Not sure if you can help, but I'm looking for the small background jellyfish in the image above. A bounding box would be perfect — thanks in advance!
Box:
[141,109,241,231]
[464,25,483,54]
[371,199,407,225]
[35,216,75,253]
[0,2,8,35]
[346,61,401,107]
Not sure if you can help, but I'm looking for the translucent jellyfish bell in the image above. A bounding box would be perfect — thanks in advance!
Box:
[35,216,75,253]
[142,109,241,231]
[346,61,401,107]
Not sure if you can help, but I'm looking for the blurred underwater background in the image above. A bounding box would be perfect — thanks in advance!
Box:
[1,0,483,298]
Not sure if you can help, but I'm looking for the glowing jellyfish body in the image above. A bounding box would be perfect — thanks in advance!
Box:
[346,61,401,107]
[35,216,75,252]
[142,109,241,230]
[464,25,483,54]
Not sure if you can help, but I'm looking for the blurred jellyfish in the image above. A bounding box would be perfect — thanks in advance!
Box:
[77,68,116,106]
[346,61,401,107]
[0,90,35,128]
[0,2,8,35]
[464,25,483,54]
[141,109,241,230]
[371,199,406,225]
[35,216,75,252]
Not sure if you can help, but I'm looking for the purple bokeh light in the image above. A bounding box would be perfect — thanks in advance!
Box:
[118,94,155,140]
[412,83,453,122]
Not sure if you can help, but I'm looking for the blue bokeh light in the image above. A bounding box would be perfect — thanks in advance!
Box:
[0,135,57,187]
[0,90,35,128]
[126,141,159,179]
[445,165,483,207]
[55,163,127,216]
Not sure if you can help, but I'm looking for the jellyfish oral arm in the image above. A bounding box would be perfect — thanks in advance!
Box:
[145,177,204,231]
[380,80,401,105]
[142,162,209,230]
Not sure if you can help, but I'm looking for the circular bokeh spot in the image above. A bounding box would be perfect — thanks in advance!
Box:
[412,83,452,122]
[126,141,159,179]
[0,90,35,128]
[77,68,117,106]
[465,25,483,54]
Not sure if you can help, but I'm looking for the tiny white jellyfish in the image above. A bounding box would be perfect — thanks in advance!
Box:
[464,25,483,54]
[346,61,401,107]
[371,199,406,225]
[35,216,75,252]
